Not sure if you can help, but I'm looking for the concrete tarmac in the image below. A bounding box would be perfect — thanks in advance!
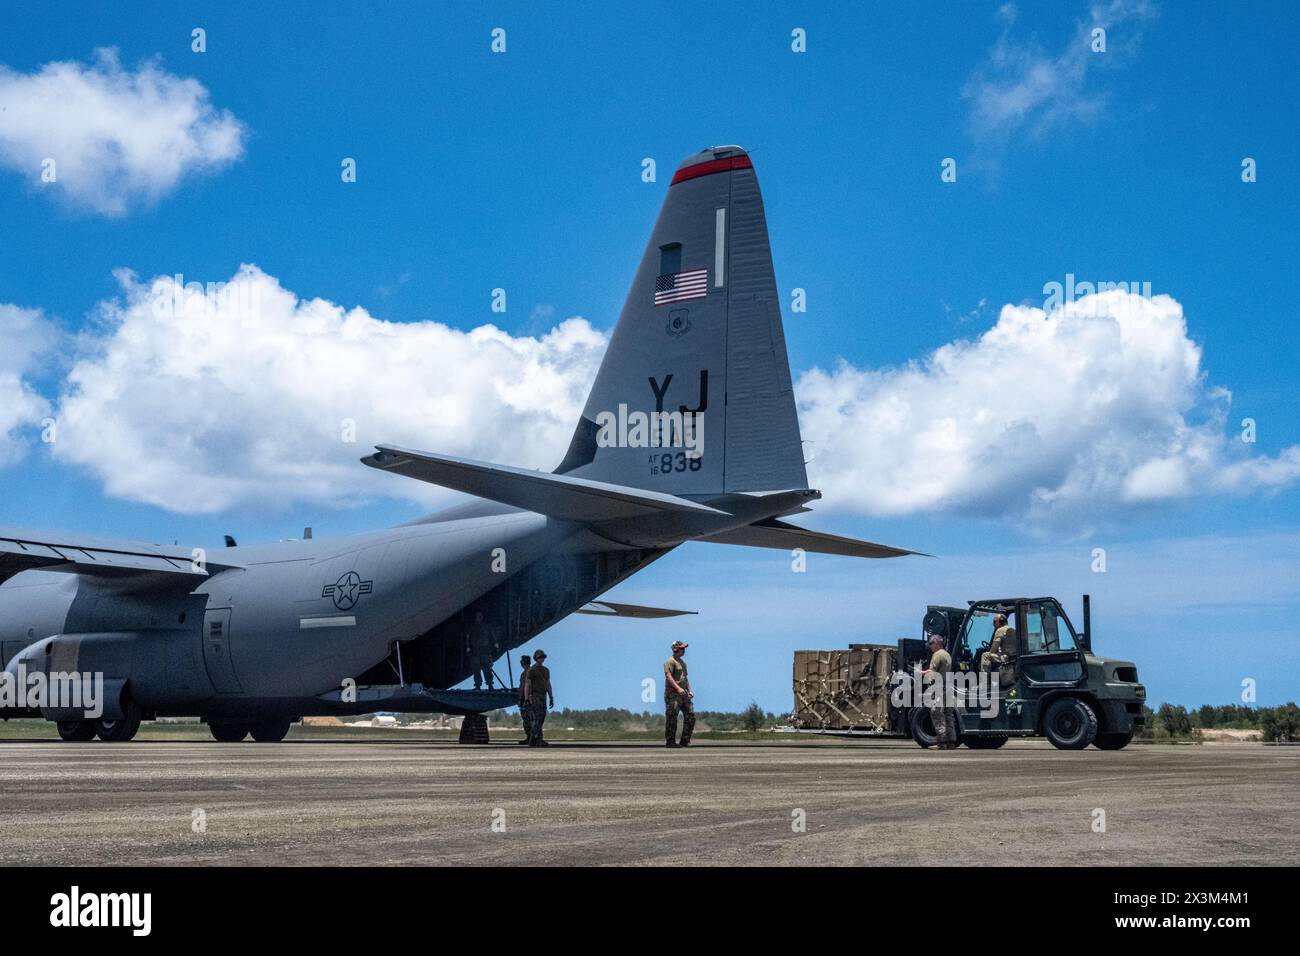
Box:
[0,738,1295,866]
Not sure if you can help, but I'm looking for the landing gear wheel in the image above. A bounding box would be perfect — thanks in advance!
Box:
[249,718,291,742]
[910,709,937,749]
[95,714,142,742]
[1093,731,1133,750]
[1043,698,1098,750]
[209,721,250,742]
[964,735,1008,749]
[57,721,97,742]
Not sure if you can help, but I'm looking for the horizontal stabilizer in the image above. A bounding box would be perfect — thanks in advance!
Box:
[363,446,727,522]
[0,529,240,588]
[696,518,927,559]
[577,601,697,619]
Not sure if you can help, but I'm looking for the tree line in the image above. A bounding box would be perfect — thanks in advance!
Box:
[481,702,778,732]
[1145,702,1299,742]
[478,701,1299,741]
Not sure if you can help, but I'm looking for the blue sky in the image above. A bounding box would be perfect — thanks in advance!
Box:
[1,1,1298,711]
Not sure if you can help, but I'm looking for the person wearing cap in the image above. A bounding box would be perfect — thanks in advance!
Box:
[979,612,1007,673]
[517,654,533,745]
[980,611,1019,689]
[526,649,554,747]
[663,641,695,748]
[922,632,957,750]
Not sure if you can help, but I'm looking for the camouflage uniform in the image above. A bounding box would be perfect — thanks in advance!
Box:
[979,624,1020,690]
[992,624,1018,689]
[527,662,551,744]
[979,638,1002,673]
[517,662,533,740]
[927,646,958,749]
[528,696,548,741]
[664,656,695,745]
[465,618,499,689]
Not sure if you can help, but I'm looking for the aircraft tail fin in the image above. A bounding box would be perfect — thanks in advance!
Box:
[555,146,808,497]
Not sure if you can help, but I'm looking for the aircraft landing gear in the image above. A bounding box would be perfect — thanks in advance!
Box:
[57,720,98,742]
[95,714,142,742]
[249,718,292,742]
[95,696,144,742]
[209,720,250,742]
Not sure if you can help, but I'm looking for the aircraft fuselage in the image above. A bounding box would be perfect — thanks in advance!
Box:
[0,508,623,720]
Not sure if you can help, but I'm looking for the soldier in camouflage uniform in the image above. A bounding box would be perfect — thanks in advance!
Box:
[517,654,533,745]
[464,610,500,690]
[993,614,1019,689]
[979,612,1013,677]
[664,641,695,748]
[923,632,958,749]
[526,649,553,747]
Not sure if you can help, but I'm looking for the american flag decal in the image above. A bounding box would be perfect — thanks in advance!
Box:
[654,268,708,306]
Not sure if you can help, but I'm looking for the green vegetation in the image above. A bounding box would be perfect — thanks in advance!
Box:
[1156,702,1197,740]
[1135,702,1300,743]
[1196,703,1263,729]
[740,701,766,732]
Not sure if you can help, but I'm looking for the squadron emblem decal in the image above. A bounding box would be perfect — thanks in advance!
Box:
[666,308,691,337]
[322,571,373,610]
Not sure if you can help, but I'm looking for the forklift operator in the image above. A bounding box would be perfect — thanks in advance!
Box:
[979,611,1019,688]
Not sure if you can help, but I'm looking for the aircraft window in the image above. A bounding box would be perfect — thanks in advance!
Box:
[659,243,682,277]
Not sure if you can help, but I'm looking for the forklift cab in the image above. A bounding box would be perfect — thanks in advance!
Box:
[955,597,1086,688]
[951,597,1087,736]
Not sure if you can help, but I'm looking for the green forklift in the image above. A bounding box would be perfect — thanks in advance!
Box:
[906,595,1146,750]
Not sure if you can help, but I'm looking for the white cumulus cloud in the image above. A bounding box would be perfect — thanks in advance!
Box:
[50,267,606,513]
[20,271,1300,526]
[0,48,245,216]
[0,304,56,466]
[797,290,1300,528]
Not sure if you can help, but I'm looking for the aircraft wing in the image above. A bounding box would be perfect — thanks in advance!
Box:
[576,601,697,618]
[694,518,928,559]
[362,446,728,522]
[0,529,239,588]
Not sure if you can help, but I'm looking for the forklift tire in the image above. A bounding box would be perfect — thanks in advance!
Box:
[909,710,938,749]
[1043,698,1098,750]
[964,735,1008,749]
[1093,731,1134,750]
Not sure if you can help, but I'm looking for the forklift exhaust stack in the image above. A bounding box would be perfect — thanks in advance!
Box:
[1082,594,1092,652]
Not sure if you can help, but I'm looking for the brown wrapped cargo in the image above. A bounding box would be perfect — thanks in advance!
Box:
[791,643,898,731]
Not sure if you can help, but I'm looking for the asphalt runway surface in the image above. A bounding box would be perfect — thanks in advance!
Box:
[0,737,1295,866]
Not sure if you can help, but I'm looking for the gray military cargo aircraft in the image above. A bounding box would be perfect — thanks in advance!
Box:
[0,146,919,742]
